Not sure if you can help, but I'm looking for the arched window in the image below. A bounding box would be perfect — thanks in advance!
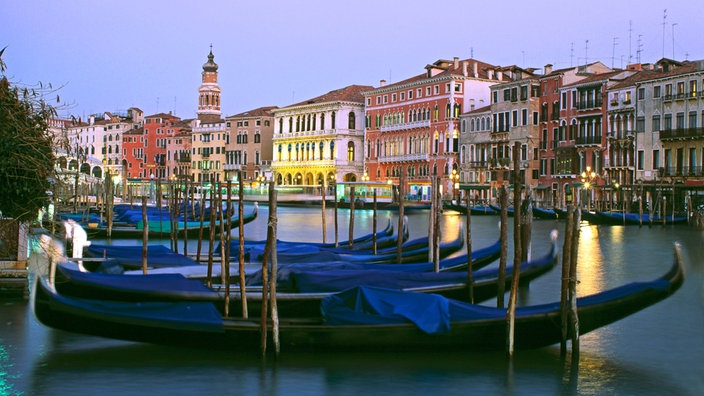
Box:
[433,105,439,121]
[330,141,335,158]
[331,111,336,128]
[454,103,461,118]
[347,141,355,161]
[319,141,324,160]
[348,112,356,130]
[288,118,293,133]
[446,103,451,118]
[320,113,325,130]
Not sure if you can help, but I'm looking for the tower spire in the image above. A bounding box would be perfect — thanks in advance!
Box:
[197,47,221,122]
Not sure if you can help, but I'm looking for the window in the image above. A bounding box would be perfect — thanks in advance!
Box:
[408,90,413,99]
[532,111,538,125]
[417,88,422,98]
[434,85,439,95]
[392,93,397,102]
[652,115,661,132]
[400,92,405,101]
[638,87,645,100]
[426,87,431,96]
[653,149,660,169]
[690,81,698,97]
[493,91,498,104]
[347,141,355,161]
[348,112,356,129]
[664,114,672,130]
[665,84,672,97]
[561,92,567,109]
[689,111,698,128]
[636,116,645,132]
[676,112,685,129]
[383,95,388,104]
[638,150,644,170]
[654,86,661,98]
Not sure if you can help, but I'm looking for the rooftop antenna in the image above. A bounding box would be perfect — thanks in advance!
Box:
[662,9,667,58]
[470,47,474,58]
[584,40,589,66]
[522,50,525,66]
[611,37,619,68]
[672,22,677,59]
[637,35,643,63]
[156,96,159,113]
[628,20,633,64]
[570,42,574,67]
[173,96,177,116]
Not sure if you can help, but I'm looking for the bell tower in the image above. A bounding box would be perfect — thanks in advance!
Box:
[197,45,221,122]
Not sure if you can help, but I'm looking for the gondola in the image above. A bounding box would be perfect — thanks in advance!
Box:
[442,202,498,215]
[32,242,683,352]
[47,240,555,317]
[592,211,688,226]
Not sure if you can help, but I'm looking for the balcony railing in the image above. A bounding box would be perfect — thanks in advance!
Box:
[575,135,602,146]
[660,166,704,178]
[575,98,603,110]
[378,152,430,163]
[379,119,431,132]
[659,127,704,140]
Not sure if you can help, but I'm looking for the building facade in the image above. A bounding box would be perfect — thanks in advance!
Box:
[271,85,371,187]
[224,106,277,185]
[364,58,497,200]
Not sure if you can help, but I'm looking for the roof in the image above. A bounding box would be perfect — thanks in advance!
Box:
[227,106,279,118]
[369,58,498,92]
[561,70,628,88]
[462,104,492,115]
[284,84,374,108]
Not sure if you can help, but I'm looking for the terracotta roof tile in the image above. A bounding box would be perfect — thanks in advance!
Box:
[286,85,374,108]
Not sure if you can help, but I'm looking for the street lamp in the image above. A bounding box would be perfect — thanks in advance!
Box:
[451,168,460,204]
[581,166,598,211]
[362,170,369,182]
[612,182,621,211]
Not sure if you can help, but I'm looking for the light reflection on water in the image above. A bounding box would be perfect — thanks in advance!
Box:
[1,206,702,395]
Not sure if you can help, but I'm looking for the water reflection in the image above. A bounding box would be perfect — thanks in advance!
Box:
[576,225,606,296]
[25,339,690,396]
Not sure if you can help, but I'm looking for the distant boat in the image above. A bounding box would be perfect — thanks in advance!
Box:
[81,203,258,239]
[32,243,684,351]
[592,211,688,226]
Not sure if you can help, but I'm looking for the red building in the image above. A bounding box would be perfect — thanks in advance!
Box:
[121,112,183,181]
[364,58,497,200]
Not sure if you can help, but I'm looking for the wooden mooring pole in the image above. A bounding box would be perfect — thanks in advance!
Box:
[268,182,280,356]
[396,175,405,264]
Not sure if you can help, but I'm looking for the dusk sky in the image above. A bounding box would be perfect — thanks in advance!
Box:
[2,0,701,120]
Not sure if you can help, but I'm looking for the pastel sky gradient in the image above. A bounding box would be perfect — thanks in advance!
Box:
[2,0,701,120]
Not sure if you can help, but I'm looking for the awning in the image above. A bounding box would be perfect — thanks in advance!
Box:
[459,184,490,191]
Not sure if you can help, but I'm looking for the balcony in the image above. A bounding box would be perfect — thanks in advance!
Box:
[379,119,431,132]
[176,154,191,163]
[660,166,704,178]
[575,135,602,146]
[378,152,430,163]
[660,127,704,141]
[575,98,603,110]
[223,163,243,171]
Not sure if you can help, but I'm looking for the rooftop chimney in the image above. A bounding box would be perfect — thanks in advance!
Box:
[544,64,553,75]
[462,61,468,76]
[473,62,478,78]
[453,57,459,69]
[380,79,386,87]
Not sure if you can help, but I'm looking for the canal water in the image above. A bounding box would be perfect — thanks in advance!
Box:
[1,205,703,395]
